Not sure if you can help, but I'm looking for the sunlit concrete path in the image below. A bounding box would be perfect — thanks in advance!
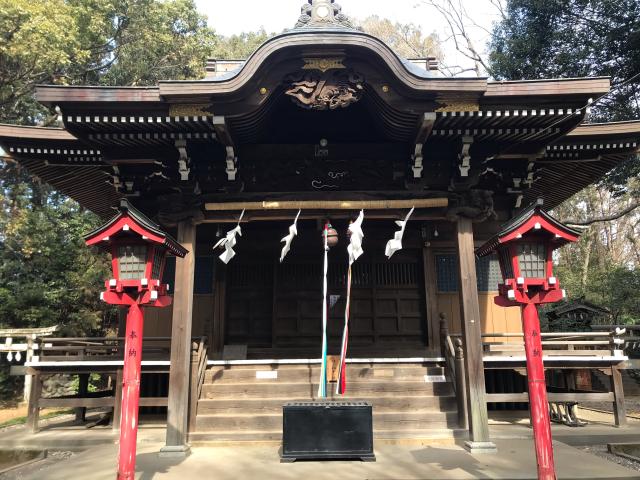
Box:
[2,410,639,479]
[7,437,638,480]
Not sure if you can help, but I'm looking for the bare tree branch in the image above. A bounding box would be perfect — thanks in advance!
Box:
[420,0,494,77]
[565,202,640,226]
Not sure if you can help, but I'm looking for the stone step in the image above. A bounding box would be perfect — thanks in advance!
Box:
[189,427,466,444]
[205,365,445,384]
[202,380,453,399]
[196,395,457,415]
[194,411,458,431]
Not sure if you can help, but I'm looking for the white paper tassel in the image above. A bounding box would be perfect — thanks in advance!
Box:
[385,207,415,258]
[347,210,365,265]
[280,210,301,262]
[213,210,245,264]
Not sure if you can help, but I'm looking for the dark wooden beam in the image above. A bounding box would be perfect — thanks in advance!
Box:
[211,264,227,358]
[212,116,237,181]
[456,217,495,453]
[162,220,197,455]
[412,112,436,178]
[205,198,448,211]
[422,245,439,353]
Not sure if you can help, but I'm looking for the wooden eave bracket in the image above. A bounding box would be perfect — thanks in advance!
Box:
[213,116,238,181]
[412,113,436,178]
[175,139,190,181]
[458,135,473,177]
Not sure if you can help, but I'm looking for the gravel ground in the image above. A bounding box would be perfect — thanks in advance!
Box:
[581,398,640,417]
[0,451,74,479]
[578,445,640,473]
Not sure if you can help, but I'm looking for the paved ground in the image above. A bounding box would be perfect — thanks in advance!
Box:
[1,411,640,479]
[2,438,639,480]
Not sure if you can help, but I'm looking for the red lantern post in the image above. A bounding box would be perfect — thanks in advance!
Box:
[84,200,187,480]
[476,202,580,480]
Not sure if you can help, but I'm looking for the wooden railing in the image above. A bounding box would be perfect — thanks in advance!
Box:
[440,315,467,429]
[25,336,206,433]
[440,314,629,428]
[591,324,640,355]
[35,336,176,361]
[188,337,208,433]
[473,330,627,358]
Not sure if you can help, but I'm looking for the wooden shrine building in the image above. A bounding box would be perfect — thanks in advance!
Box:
[1,0,639,453]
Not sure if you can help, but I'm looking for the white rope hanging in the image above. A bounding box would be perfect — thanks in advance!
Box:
[385,207,415,258]
[279,209,301,262]
[213,210,245,264]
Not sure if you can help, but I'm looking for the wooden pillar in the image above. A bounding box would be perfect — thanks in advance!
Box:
[611,365,627,427]
[112,368,123,430]
[211,263,227,358]
[422,245,439,354]
[26,371,41,433]
[456,217,495,453]
[162,220,196,456]
[75,373,89,422]
[23,336,35,404]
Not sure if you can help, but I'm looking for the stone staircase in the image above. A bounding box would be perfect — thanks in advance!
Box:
[189,362,463,444]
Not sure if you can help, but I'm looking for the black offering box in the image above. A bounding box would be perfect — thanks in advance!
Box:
[281,401,375,462]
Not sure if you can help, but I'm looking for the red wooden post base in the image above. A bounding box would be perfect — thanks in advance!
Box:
[117,302,144,480]
[522,302,556,480]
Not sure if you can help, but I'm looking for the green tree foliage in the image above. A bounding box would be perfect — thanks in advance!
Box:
[0,0,218,339]
[211,29,273,60]
[0,0,217,123]
[0,162,112,335]
[489,0,640,186]
[553,181,640,323]
[0,0,84,124]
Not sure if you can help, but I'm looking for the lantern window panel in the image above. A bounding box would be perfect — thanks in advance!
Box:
[117,245,148,280]
[151,248,164,279]
[517,243,547,278]
[498,247,514,279]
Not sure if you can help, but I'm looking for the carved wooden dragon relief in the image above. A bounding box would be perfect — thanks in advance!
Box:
[284,69,365,110]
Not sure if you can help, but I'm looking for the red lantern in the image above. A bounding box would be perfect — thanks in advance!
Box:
[84,200,187,480]
[476,201,580,480]
[477,202,579,307]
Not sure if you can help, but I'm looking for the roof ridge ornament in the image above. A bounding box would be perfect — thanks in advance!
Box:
[295,0,355,29]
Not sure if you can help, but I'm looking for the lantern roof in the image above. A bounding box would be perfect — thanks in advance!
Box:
[84,200,187,257]
[476,202,581,257]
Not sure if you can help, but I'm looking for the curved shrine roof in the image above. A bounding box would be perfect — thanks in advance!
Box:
[0,0,638,220]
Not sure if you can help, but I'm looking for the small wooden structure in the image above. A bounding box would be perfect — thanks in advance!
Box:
[1,0,639,452]
[1,326,58,403]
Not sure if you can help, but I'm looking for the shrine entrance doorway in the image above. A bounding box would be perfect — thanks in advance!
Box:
[223,219,428,358]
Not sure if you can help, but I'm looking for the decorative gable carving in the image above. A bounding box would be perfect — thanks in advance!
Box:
[284,69,364,110]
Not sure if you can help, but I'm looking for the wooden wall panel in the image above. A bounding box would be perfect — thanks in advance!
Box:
[142,295,214,338]
[436,292,522,337]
